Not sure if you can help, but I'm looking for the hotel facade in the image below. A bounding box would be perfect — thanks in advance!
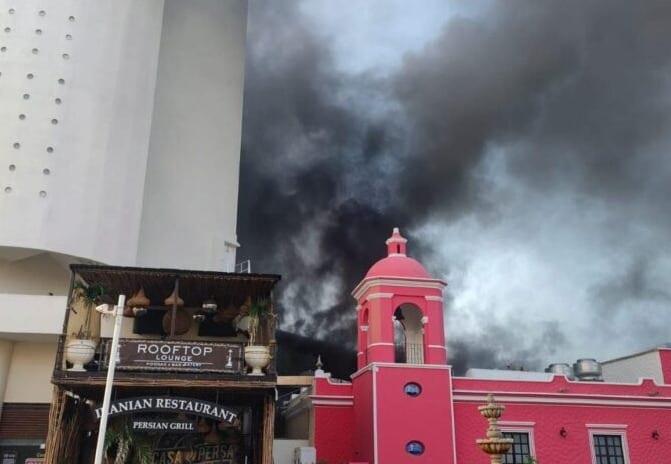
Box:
[0,1,247,461]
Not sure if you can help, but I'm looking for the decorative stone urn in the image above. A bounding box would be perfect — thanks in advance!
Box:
[476,394,514,464]
[244,345,271,376]
[64,338,97,371]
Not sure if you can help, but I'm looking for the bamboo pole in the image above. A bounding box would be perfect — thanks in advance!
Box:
[44,386,65,463]
[261,394,275,464]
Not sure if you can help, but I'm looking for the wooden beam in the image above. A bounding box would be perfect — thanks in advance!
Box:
[277,375,313,386]
[43,386,65,463]
[53,375,276,390]
[262,394,276,464]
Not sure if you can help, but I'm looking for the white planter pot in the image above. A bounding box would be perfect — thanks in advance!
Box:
[65,338,97,371]
[244,345,271,376]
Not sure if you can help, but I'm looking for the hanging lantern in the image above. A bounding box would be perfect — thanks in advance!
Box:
[126,287,150,317]
[201,296,218,314]
[164,288,184,307]
[162,308,191,335]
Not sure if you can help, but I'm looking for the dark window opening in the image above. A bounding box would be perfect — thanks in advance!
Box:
[406,441,424,456]
[404,382,422,397]
[593,434,625,464]
[502,432,531,464]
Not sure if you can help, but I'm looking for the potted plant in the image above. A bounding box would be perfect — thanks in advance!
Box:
[64,282,105,371]
[104,418,152,464]
[244,298,272,375]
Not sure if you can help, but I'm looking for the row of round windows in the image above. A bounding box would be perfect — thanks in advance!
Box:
[4,187,48,197]
[10,145,55,153]
[0,46,71,58]
[3,29,73,39]
[7,165,51,175]
[6,8,75,21]
[404,382,424,455]
[2,8,72,202]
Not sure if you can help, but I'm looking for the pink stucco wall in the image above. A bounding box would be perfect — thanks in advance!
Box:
[455,399,671,463]
[375,365,455,464]
[312,377,355,464]
[313,371,671,463]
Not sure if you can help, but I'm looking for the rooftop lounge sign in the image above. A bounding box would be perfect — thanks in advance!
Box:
[94,397,238,423]
[116,339,242,373]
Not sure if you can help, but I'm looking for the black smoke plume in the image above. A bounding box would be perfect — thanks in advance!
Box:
[239,0,671,375]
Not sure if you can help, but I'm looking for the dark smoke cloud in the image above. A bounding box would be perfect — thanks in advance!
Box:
[239,0,671,375]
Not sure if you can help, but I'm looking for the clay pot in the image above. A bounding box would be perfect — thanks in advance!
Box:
[164,289,184,307]
[128,287,150,308]
[162,308,191,335]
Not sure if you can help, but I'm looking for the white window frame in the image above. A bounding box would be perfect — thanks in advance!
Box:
[499,421,536,463]
[587,425,630,464]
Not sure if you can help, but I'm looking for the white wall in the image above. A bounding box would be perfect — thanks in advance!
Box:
[0,253,69,295]
[3,341,56,402]
[273,439,310,464]
[0,340,13,411]
[0,294,64,336]
[0,0,165,265]
[602,350,663,384]
[136,0,247,271]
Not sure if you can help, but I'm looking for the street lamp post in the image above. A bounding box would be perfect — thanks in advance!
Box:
[93,293,125,464]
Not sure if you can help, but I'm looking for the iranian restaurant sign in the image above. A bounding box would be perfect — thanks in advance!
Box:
[116,339,242,373]
[94,397,238,424]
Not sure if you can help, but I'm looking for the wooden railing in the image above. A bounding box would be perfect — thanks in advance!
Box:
[53,335,277,381]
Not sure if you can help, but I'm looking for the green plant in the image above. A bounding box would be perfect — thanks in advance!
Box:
[524,458,539,464]
[247,298,270,345]
[71,282,106,339]
[104,419,152,464]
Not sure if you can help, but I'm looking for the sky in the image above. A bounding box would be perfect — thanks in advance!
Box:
[237,0,671,375]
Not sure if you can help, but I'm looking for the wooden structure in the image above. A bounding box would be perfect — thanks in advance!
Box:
[45,265,281,464]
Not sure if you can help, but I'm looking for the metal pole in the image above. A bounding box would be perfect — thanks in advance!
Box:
[93,293,125,464]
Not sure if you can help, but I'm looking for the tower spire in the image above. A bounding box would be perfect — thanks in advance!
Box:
[385,227,408,256]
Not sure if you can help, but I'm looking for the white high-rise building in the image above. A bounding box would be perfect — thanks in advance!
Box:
[0,0,247,455]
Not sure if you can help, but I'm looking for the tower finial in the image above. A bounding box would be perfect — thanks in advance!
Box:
[385,227,408,256]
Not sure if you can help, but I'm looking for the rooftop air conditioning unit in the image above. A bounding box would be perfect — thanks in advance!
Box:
[545,363,575,380]
[294,447,316,464]
[573,358,603,381]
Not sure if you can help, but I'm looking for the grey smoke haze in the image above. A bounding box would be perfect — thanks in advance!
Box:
[238,0,671,374]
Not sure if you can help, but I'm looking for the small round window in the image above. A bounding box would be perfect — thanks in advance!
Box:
[406,441,425,456]
[404,382,422,397]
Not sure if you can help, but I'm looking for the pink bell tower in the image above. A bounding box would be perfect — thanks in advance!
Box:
[350,228,456,463]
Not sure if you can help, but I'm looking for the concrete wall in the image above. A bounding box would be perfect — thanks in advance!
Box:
[0,0,165,265]
[602,350,663,384]
[0,341,13,412]
[273,439,310,464]
[136,0,247,271]
[3,342,56,403]
[0,294,64,337]
[0,253,69,295]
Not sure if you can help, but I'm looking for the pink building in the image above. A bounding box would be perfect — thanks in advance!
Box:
[288,228,671,464]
